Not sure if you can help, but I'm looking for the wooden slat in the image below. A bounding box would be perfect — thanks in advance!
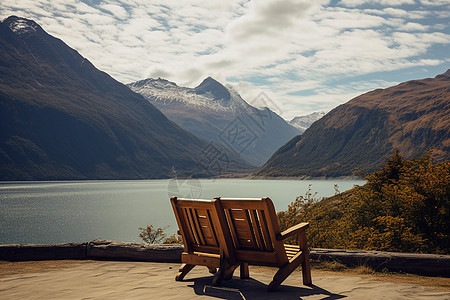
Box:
[193,251,220,258]
[284,244,300,251]
[235,228,252,240]
[182,252,220,268]
[242,209,257,248]
[193,245,220,254]
[219,199,265,210]
[285,248,299,253]
[197,209,218,246]
[212,198,236,263]
[203,233,217,246]
[233,219,249,231]
[262,198,288,265]
[229,209,257,249]
[196,209,208,217]
[183,208,199,245]
[206,210,219,246]
[257,210,273,251]
[238,239,252,248]
[192,209,206,245]
[198,216,209,227]
[230,209,245,220]
[170,197,193,253]
[200,226,214,240]
[234,250,278,266]
[225,208,240,248]
[250,209,265,250]
[176,199,214,208]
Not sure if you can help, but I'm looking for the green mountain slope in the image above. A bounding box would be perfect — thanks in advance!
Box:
[0,16,252,180]
[255,69,450,177]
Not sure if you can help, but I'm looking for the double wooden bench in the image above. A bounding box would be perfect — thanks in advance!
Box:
[170,196,312,291]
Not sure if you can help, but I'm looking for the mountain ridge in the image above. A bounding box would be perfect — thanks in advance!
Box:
[254,69,450,177]
[128,77,300,166]
[0,16,252,180]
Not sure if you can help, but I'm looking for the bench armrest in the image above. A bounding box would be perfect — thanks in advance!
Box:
[277,222,309,241]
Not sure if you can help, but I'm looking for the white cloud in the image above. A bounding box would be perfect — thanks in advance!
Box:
[340,0,416,7]
[0,0,448,117]
[420,0,450,6]
[365,8,429,19]
[398,22,429,31]
[101,4,128,19]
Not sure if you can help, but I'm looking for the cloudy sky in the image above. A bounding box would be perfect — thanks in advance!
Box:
[1,0,449,119]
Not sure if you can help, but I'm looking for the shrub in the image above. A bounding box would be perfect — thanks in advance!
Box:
[138,225,168,244]
[277,151,450,254]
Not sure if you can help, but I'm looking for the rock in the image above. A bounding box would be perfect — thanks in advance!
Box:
[86,239,183,262]
[0,242,87,261]
[310,248,450,277]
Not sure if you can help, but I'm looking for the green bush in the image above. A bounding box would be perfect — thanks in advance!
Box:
[278,151,449,254]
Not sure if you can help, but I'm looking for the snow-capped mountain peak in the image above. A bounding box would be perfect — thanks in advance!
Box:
[128,76,301,166]
[5,16,39,35]
[195,77,231,101]
[128,77,251,113]
[129,77,178,90]
[289,111,326,133]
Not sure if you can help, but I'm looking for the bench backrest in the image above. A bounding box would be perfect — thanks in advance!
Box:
[216,197,289,266]
[170,196,234,259]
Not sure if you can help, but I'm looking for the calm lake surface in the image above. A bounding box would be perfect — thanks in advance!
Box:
[0,179,365,244]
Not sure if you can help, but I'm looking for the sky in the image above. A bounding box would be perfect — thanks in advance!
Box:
[1,0,449,119]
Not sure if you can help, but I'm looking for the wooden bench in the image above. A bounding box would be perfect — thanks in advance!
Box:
[170,196,312,291]
[216,197,312,291]
[170,197,236,285]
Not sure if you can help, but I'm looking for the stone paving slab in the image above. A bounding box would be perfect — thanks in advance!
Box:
[0,261,449,299]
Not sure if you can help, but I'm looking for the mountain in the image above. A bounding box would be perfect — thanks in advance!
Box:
[289,111,326,134]
[0,16,252,180]
[128,77,300,166]
[254,70,450,177]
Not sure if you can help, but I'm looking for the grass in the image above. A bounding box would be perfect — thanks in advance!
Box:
[310,259,450,291]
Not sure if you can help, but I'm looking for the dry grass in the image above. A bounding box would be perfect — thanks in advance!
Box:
[310,259,450,291]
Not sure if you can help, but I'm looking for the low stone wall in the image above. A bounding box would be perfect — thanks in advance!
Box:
[1,240,448,277]
[310,248,450,277]
[0,242,88,261]
[87,240,182,262]
[0,240,182,263]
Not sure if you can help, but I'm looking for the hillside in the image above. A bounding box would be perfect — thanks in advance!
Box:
[255,70,450,177]
[0,16,252,180]
[128,77,300,166]
[277,152,449,254]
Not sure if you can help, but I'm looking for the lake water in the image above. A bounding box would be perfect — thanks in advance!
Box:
[0,179,365,244]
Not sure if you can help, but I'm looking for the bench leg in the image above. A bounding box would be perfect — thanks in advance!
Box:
[299,231,312,285]
[208,267,217,274]
[224,265,238,280]
[268,252,303,291]
[240,262,249,279]
[176,263,195,281]
[212,260,230,286]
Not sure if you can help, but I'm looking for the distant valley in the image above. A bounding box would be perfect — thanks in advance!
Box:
[128,77,300,166]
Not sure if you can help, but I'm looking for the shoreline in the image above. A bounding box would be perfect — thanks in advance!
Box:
[0,176,364,183]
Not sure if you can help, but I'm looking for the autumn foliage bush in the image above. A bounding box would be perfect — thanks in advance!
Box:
[277,151,449,254]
